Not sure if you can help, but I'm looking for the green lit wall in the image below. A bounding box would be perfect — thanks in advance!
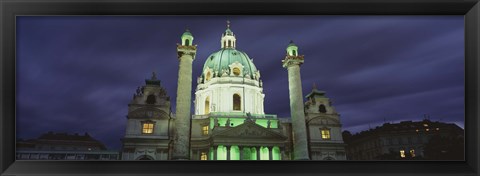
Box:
[260,146,269,160]
[272,146,281,160]
[255,119,278,128]
[209,117,278,128]
[230,146,240,160]
[250,147,257,160]
[217,145,227,160]
[209,145,281,160]
[209,147,214,160]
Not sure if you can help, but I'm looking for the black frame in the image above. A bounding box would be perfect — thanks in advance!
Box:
[1,0,479,175]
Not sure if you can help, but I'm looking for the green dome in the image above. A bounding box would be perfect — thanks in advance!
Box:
[202,48,258,78]
[287,40,297,47]
[182,30,192,37]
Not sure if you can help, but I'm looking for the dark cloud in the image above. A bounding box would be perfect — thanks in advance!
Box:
[16,16,464,150]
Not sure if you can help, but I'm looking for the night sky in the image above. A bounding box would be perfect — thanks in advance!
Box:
[16,16,464,150]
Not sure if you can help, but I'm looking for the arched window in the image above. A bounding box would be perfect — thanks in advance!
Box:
[137,155,153,160]
[223,41,226,48]
[233,67,241,76]
[292,50,297,56]
[233,94,241,111]
[319,104,327,113]
[204,97,210,114]
[146,95,156,104]
[185,39,190,46]
[323,156,335,160]
[206,71,211,81]
[228,40,231,47]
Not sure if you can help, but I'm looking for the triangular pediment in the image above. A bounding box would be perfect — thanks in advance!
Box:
[212,120,287,140]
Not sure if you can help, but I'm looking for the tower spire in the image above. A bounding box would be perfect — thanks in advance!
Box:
[227,20,230,29]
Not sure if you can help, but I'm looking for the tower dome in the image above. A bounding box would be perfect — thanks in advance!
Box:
[194,21,265,116]
[202,49,258,79]
[200,21,259,81]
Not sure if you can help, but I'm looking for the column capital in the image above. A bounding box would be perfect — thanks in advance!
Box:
[282,55,305,68]
[177,44,197,60]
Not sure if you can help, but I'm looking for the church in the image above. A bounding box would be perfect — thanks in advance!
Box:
[120,22,347,160]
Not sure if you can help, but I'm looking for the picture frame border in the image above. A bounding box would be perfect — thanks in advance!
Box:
[1,0,478,175]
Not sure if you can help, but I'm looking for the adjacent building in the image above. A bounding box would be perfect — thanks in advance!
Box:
[16,132,119,160]
[343,119,464,160]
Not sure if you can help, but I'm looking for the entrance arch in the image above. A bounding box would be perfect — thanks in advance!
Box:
[136,155,154,160]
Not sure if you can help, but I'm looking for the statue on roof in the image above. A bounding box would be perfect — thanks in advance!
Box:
[151,71,157,80]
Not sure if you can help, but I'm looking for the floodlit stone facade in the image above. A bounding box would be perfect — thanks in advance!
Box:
[121,22,347,160]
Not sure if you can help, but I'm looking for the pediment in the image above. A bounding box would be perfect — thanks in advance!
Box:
[212,120,287,140]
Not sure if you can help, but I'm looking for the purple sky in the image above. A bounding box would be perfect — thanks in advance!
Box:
[16,16,464,150]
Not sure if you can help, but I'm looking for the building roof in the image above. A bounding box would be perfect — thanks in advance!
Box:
[145,72,161,86]
[18,131,107,150]
[305,88,326,98]
[345,119,463,143]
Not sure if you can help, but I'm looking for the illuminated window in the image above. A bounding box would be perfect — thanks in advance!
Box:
[400,150,406,158]
[202,126,209,135]
[321,129,331,140]
[423,123,428,127]
[142,122,154,134]
[206,71,211,81]
[415,129,419,132]
[426,128,430,132]
[233,67,241,76]
[233,94,241,111]
[436,128,440,131]
[204,97,210,114]
[146,95,156,104]
[410,149,415,157]
[200,152,207,160]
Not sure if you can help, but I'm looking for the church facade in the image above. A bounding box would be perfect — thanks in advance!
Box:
[121,22,346,160]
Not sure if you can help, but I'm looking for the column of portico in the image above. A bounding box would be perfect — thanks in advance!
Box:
[239,146,244,160]
[256,147,261,160]
[226,145,231,160]
[213,145,217,160]
[269,146,273,160]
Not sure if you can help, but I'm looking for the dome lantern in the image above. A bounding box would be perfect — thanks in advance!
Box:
[221,20,236,49]
[181,29,194,46]
[286,40,299,56]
